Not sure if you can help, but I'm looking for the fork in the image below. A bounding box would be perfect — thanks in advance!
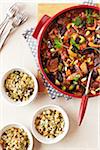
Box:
[83,0,94,5]
[0,13,28,50]
[0,4,19,37]
[0,3,18,28]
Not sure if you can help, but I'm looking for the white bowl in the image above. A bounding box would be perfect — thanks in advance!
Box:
[0,123,33,150]
[1,67,38,106]
[32,105,69,144]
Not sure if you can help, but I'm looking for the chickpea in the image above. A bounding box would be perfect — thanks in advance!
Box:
[35,109,65,138]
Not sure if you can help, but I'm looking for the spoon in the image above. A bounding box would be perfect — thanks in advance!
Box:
[78,47,100,126]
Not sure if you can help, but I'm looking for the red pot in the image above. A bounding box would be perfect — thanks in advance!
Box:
[32,4,100,98]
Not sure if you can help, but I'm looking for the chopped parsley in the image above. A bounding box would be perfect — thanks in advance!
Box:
[85,9,94,24]
[54,38,68,49]
[87,16,94,24]
[54,38,62,48]
[72,16,82,26]
[85,9,92,15]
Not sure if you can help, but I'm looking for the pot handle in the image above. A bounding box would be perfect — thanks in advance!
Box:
[33,15,50,39]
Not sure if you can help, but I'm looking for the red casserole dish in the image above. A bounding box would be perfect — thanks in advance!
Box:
[33,5,100,98]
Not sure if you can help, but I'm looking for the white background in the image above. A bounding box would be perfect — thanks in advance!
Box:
[0,0,100,150]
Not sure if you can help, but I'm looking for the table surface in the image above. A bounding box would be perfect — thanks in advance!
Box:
[0,2,100,150]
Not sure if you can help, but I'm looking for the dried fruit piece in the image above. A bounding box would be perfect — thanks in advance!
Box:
[47,58,58,72]
[80,62,88,74]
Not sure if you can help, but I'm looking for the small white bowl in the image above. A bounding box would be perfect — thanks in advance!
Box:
[32,105,69,144]
[0,123,33,150]
[1,68,38,106]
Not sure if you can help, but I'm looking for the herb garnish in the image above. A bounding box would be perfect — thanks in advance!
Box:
[54,38,68,49]
[85,9,92,16]
[85,9,94,24]
[87,16,94,24]
[54,38,63,48]
[72,16,82,26]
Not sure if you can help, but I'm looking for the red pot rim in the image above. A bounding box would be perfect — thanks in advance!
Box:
[37,4,100,98]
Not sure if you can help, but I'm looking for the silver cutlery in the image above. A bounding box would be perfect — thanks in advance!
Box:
[0,4,19,37]
[0,13,28,50]
[0,3,19,28]
[78,47,100,125]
